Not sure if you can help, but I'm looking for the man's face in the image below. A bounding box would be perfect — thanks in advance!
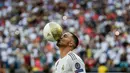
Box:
[57,32,74,47]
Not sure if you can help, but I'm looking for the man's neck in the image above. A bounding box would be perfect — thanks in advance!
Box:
[59,47,71,58]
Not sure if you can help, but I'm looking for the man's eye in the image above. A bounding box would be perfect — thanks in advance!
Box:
[64,34,67,38]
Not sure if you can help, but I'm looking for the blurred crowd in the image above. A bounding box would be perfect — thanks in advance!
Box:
[0,0,130,73]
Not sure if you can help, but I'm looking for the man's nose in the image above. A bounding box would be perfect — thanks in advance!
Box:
[61,35,64,39]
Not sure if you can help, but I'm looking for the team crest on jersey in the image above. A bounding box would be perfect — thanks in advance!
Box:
[75,62,83,73]
[75,62,81,69]
[62,65,64,70]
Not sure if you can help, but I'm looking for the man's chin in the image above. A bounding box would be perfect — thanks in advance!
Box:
[56,40,60,46]
[56,43,60,47]
[57,39,60,43]
[57,43,62,47]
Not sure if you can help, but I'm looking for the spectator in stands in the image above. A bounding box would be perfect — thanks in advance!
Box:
[98,63,108,73]
[0,60,5,73]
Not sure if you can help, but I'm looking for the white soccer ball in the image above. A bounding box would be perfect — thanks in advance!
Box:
[43,22,63,41]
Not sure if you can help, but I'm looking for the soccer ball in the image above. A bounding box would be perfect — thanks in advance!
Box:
[43,22,63,41]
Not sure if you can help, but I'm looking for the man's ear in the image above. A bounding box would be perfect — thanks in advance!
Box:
[69,41,74,47]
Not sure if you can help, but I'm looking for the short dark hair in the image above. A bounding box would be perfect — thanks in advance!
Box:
[70,32,79,49]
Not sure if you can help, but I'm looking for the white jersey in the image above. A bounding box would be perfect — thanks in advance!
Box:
[54,51,86,73]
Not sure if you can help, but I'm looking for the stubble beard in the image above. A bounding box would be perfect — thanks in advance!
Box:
[56,39,61,47]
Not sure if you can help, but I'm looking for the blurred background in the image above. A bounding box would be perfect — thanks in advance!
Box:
[0,0,130,73]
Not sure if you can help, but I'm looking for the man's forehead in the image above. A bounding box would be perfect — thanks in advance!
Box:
[63,32,72,36]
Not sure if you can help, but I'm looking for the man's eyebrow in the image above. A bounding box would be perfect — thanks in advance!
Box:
[64,33,67,36]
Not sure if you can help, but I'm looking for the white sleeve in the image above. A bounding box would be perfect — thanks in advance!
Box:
[68,55,86,73]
